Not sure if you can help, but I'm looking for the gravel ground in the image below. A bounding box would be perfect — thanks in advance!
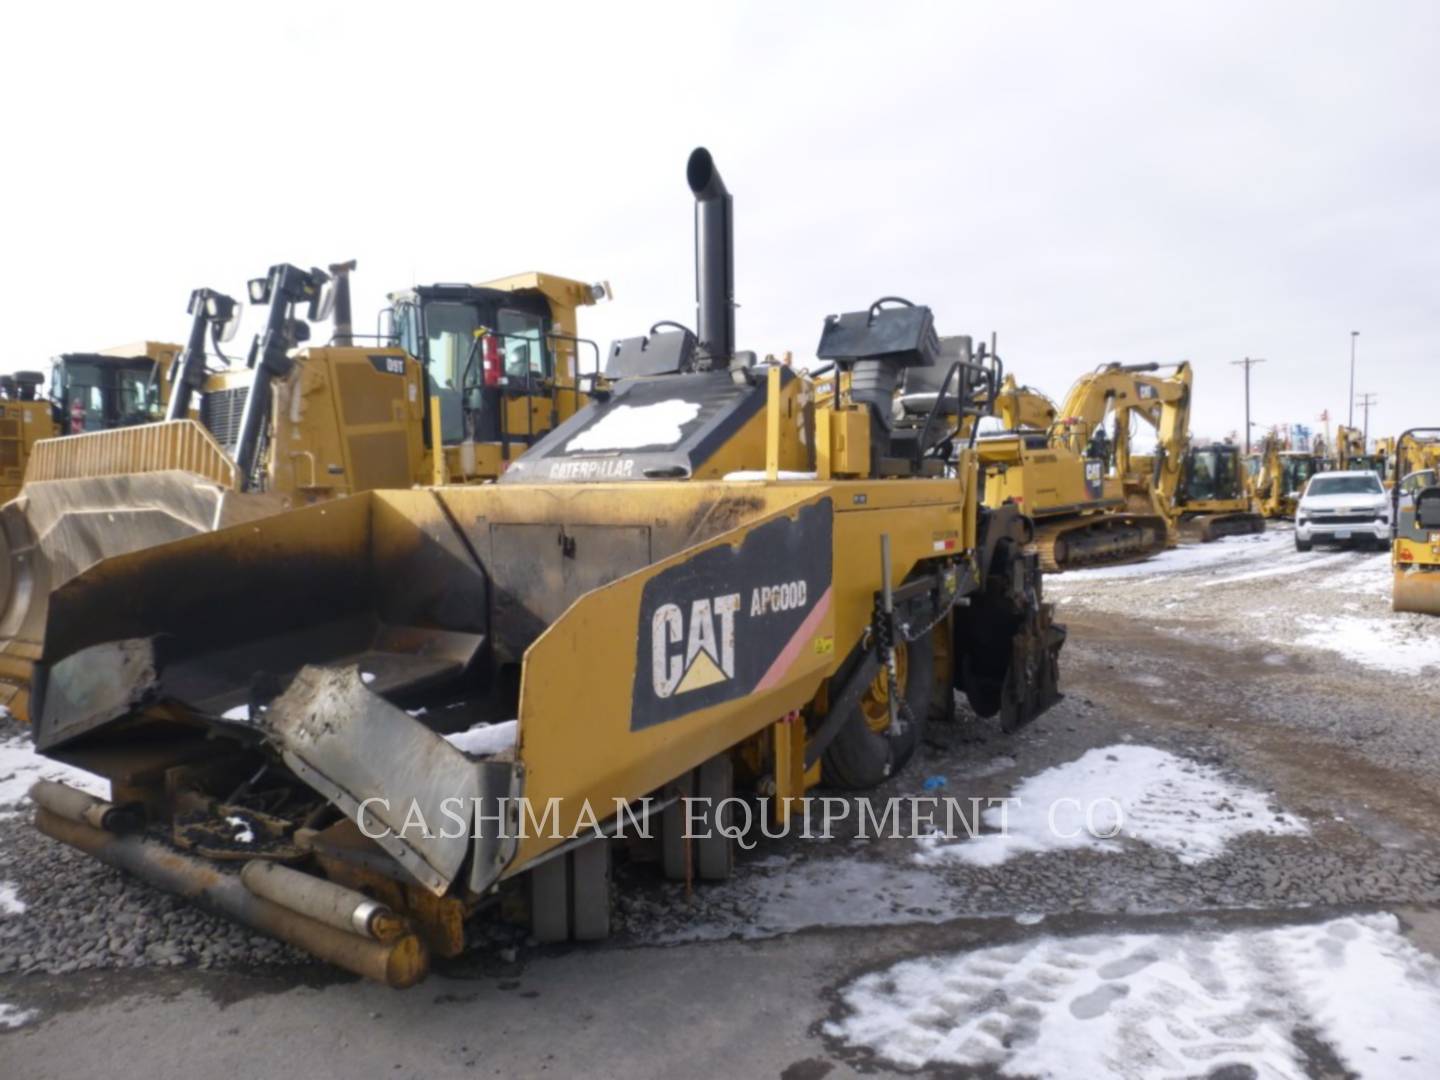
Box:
[3,524,1439,1013]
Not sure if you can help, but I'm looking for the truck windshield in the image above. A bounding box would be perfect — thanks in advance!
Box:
[1307,475,1383,497]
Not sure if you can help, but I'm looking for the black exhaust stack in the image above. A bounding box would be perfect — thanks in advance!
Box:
[233,264,329,491]
[166,288,239,421]
[687,148,735,367]
[328,259,357,347]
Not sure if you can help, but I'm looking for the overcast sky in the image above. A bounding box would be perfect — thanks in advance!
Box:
[3,1,1434,446]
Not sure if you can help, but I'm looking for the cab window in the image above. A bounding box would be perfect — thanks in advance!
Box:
[420,301,481,444]
[497,309,549,380]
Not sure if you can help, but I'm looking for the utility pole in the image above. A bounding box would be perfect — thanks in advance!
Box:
[1231,356,1266,454]
[1348,331,1359,428]
[1356,392,1378,447]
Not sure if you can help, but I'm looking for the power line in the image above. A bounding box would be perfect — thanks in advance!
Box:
[1231,356,1265,454]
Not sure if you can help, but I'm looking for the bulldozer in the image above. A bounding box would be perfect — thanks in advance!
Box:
[977,360,1191,571]
[1173,441,1265,541]
[24,148,1064,987]
[1393,427,1440,615]
[0,263,607,722]
[0,342,192,503]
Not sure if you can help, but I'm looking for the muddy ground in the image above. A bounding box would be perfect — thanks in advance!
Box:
[2,524,1438,1078]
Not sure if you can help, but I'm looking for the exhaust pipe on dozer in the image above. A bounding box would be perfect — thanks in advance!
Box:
[233,264,331,491]
[687,147,735,367]
[166,287,240,421]
[33,781,427,987]
[327,259,358,347]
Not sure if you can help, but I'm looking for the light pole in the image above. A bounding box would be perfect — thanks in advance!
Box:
[1231,356,1265,454]
[1348,331,1359,428]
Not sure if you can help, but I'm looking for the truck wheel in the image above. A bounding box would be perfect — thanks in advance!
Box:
[823,632,933,790]
[1295,536,1312,552]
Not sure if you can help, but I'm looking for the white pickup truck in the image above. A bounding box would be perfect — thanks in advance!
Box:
[1294,470,1392,551]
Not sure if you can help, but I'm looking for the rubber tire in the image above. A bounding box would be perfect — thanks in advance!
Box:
[660,771,694,882]
[695,756,735,882]
[570,839,611,941]
[822,632,934,790]
[1295,537,1312,552]
[529,855,569,943]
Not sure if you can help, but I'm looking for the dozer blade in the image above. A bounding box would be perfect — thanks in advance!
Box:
[1032,512,1170,572]
[0,472,286,722]
[1394,567,1440,615]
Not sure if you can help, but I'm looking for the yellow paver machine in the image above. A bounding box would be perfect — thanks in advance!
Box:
[27,150,1064,986]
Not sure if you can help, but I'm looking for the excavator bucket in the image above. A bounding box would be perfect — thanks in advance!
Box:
[0,466,286,719]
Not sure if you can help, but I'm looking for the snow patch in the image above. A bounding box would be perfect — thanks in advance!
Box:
[225,815,255,845]
[444,719,518,757]
[915,745,1305,868]
[1048,529,1288,583]
[222,704,250,721]
[722,470,819,481]
[566,400,701,453]
[826,912,1440,1079]
[1287,614,1440,676]
[0,1002,37,1029]
[0,880,25,915]
[0,736,109,808]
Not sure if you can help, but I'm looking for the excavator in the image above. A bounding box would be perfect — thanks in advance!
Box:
[1173,441,1265,541]
[1334,424,1387,481]
[1392,427,1440,615]
[24,149,1065,986]
[0,263,607,722]
[977,361,1191,571]
[1253,434,1322,519]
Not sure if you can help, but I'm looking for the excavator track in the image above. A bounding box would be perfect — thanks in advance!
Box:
[1180,512,1266,543]
[1032,513,1170,573]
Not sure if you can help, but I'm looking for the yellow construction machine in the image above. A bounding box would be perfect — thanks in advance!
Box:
[0,342,191,503]
[1173,441,1265,541]
[977,360,1191,571]
[1393,427,1440,615]
[0,372,59,503]
[1334,424,1388,481]
[25,149,1064,986]
[1253,435,1321,519]
[0,263,606,721]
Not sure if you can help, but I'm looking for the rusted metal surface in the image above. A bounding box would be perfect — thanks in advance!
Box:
[35,801,428,987]
[260,665,521,897]
[28,779,144,834]
[240,861,403,941]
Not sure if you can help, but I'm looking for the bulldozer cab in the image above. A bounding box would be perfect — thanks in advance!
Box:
[49,344,179,432]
